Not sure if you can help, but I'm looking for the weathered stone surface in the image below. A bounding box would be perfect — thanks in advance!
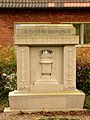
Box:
[63,46,76,90]
[16,46,30,91]
[5,90,85,112]
[5,24,85,112]
[15,24,79,45]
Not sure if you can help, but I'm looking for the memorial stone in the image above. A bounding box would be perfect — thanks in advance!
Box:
[5,24,85,112]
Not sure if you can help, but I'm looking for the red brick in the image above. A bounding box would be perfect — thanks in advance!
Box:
[0,8,90,46]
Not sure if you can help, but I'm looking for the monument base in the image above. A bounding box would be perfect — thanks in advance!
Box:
[4,90,85,112]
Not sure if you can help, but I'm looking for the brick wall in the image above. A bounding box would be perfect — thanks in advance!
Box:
[0,8,90,46]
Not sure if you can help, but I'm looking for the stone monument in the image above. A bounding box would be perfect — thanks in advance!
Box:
[5,23,85,112]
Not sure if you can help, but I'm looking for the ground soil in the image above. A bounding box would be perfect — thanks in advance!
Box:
[0,110,90,120]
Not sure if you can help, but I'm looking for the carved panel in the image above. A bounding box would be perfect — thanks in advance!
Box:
[21,48,25,82]
[19,48,27,90]
[66,48,75,89]
[30,47,63,85]
[64,46,76,90]
[40,50,53,60]
[40,50,53,77]
[17,47,29,91]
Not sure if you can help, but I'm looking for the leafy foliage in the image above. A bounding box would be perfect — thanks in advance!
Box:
[0,46,17,102]
[76,64,90,95]
[76,47,90,95]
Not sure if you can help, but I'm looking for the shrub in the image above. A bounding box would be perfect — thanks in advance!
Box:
[76,64,90,95]
[76,46,90,95]
[0,46,17,101]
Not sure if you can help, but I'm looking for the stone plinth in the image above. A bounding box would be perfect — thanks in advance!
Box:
[5,90,84,112]
[4,24,85,112]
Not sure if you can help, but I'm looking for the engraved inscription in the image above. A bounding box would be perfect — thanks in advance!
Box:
[16,29,73,39]
[15,24,79,45]
[15,24,76,40]
[18,29,72,35]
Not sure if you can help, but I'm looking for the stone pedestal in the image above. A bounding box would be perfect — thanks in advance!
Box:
[4,24,85,112]
[5,90,84,112]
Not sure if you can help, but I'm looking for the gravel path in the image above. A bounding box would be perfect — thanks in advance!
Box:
[0,110,90,120]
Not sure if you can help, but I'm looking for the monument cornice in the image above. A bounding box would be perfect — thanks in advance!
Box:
[14,23,79,45]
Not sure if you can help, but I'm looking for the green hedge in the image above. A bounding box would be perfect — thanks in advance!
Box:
[76,64,90,95]
[0,46,17,101]
[76,47,90,95]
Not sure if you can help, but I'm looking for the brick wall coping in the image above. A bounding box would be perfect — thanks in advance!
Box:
[0,0,90,8]
[76,44,90,47]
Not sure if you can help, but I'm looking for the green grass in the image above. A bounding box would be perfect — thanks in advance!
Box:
[0,98,9,111]
[84,95,90,109]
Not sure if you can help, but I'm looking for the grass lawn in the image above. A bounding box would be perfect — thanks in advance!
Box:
[84,95,90,109]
